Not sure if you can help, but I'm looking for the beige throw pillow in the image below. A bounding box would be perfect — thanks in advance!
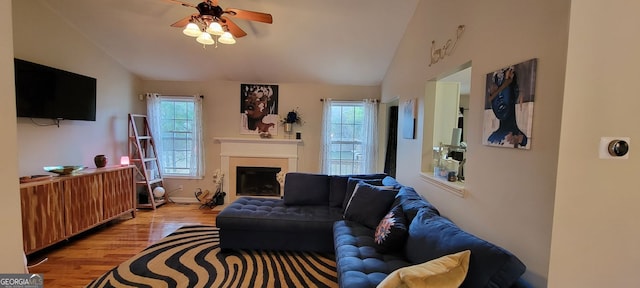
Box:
[377,250,471,288]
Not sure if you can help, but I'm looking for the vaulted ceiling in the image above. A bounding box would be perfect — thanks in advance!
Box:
[40,0,419,86]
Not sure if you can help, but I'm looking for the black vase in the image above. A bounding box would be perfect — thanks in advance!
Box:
[94,155,107,168]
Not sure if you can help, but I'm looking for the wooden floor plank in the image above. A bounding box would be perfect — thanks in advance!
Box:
[27,203,218,287]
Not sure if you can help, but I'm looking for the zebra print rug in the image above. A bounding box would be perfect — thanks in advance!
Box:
[86,225,338,288]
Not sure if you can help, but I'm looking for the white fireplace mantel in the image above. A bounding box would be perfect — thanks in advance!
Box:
[215,137,302,145]
[215,137,302,158]
[215,137,302,202]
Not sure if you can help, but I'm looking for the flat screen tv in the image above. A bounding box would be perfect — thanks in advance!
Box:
[14,58,97,121]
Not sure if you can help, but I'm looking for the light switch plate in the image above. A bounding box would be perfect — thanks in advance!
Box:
[599,137,631,159]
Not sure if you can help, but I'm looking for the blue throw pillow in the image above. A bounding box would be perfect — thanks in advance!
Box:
[374,199,408,253]
[405,210,526,288]
[329,174,387,208]
[343,182,398,229]
[342,177,384,211]
[283,173,330,205]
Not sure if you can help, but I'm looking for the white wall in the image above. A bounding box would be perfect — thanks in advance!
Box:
[548,1,640,287]
[382,0,571,286]
[140,80,380,200]
[0,0,26,273]
[12,0,143,176]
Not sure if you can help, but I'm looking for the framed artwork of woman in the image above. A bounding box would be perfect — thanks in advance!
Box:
[482,58,537,149]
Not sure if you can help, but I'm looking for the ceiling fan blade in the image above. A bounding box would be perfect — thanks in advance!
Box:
[209,0,218,6]
[225,8,273,24]
[163,0,196,8]
[221,17,248,38]
[170,14,198,27]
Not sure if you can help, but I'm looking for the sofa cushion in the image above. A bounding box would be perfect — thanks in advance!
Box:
[378,250,470,288]
[334,220,412,288]
[374,200,408,253]
[283,173,330,205]
[395,186,440,222]
[405,210,526,288]
[344,182,398,229]
[217,197,343,232]
[329,174,387,208]
[342,178,384,211]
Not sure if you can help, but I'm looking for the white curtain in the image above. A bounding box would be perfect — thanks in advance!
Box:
[319,98,333,174]
[146,93,164,172]
[362,99,379,173]
[191,95,205,178]
[146,94,204,179]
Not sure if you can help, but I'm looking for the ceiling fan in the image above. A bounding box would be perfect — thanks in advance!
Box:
[166,0,273,39]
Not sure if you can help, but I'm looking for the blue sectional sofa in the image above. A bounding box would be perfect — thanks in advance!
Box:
[216,173,531,288]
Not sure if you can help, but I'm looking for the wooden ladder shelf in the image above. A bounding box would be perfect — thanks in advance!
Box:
[128,113,167,209]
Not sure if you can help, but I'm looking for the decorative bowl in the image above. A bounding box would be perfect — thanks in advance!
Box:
[43,165,85,176]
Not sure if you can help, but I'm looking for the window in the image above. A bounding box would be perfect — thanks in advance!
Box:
[147,94,204,178]
[320,99,378,175]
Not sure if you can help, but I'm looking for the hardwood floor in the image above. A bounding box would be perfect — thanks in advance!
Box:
[27,203,219,287]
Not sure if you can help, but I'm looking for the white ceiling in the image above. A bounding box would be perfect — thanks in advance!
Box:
[40,0,419,86]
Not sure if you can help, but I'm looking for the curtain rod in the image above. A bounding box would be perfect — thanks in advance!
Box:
[147,93,204,99]
[320,99,379,103]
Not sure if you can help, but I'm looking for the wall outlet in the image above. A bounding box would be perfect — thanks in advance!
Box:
[599,137,631,159]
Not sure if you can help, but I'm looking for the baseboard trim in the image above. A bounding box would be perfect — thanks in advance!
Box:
[169,197,200,204]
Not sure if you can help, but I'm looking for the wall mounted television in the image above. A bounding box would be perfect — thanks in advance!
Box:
[14,58,97,121]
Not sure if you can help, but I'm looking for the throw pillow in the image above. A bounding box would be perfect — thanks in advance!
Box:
[374,200,408,253]
[342,178,384,211]
[343,182,398,229]
[377,250,471,288]
[329,174,387,208]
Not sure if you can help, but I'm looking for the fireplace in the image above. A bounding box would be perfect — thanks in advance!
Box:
[216,137,301,203]
[236,166,281,197]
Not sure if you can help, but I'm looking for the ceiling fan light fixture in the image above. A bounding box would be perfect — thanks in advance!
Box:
[196,32,215,45]
[207,22,224,36]
[218,32,236,45]
[183,22,202,37]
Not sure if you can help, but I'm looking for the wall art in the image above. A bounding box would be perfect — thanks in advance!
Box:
[402,98,417,139]
[240,84,279,136]
[482,58,537,149]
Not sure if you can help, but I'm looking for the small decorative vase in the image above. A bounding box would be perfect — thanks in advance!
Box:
[284,123,293,133]
[94,155,107,168]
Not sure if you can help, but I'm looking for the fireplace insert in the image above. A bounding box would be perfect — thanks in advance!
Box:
[236,166,281,197]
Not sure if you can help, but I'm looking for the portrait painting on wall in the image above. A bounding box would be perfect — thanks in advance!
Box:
[240,84,279,136]
[402,98,417,139]
[482,58,537,149]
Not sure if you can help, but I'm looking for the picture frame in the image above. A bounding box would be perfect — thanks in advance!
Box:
[240,84,279,136]
[402,98,417,139]
[482,58,537,149]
